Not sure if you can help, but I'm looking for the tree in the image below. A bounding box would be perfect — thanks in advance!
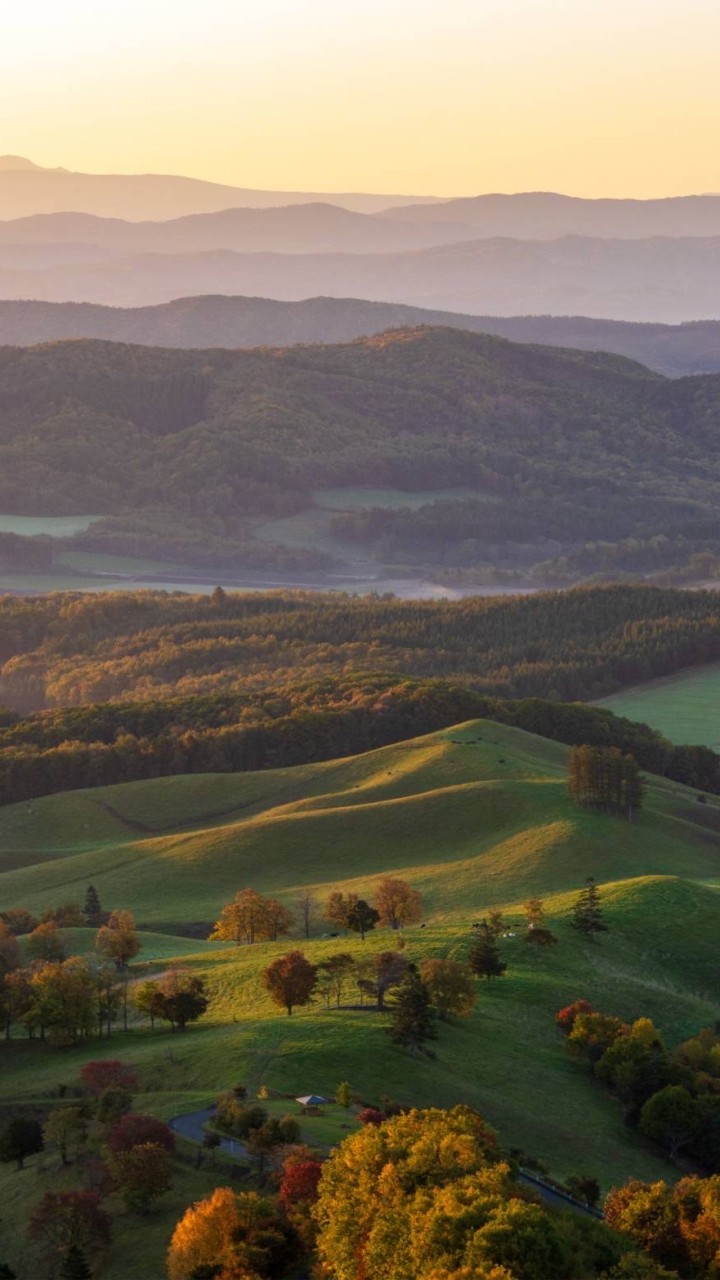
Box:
[0,921,19,976]
[313,1106,507,1280]
[565,1175,601,1209]
[210,888,293,945]
[388,965,436,1055]
[59,1246,92,1279]
[0,1115,43,1169]
[279,1157,323,1210]
[107,1112,175,1155]
[346,899,379,941]
[336,1081,353,1109]
[374,950,408,1009]
[1,967,32,1039]
[567,744,644,820]
[316,952,355,1007]
[572,878,608,942]
[263,950,317,1016]
[469,920,507,982]
[374,877,423,931]
[133,978,160,1029]
[108,1141,172,1214]
[604,1180,686,1273]
[152,967,208,1031]
[95,909,141,970]
[79,1059,139,1097]
[43,1107,87,1166]
[555,999,594,1035]
[27,920,66,963]
[28,1191,111,1269]
[83,886,103,927]
[487,909,506,938]
[325,890,358,932]
[167,1188,292,1280]
[296,889,317,939]
[639,1086,702,1159]
[420,958,476,1021]
[27,958,97,1044]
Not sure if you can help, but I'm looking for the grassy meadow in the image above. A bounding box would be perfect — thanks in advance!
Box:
[598,662,720,749]
[2,717,720,1274]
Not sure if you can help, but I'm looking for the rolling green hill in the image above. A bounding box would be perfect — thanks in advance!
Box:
[2,718,719,1190]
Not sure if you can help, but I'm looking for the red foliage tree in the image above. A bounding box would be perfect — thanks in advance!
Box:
[357,1107,385,1127]
[279,1159,323,1210]
[79,1060,139,1096]
[106,1113,175,1156]
[555,999,594,1035]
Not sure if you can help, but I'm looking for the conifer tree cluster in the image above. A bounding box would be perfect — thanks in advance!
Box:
[567,745,644,820]
[572,878,608,942]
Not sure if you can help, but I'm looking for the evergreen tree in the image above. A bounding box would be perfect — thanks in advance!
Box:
[572,878,608,942]
[83,886,102,926]
[387,965,436,1054]
[468,920,507,982]
[59,1246,92,1280]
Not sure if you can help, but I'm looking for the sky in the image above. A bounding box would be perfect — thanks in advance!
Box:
[3,0,720,198]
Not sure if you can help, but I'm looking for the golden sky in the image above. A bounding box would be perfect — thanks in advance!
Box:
[3,0,720,197]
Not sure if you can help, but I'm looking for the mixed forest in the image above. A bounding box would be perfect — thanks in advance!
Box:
[5,327,720,579]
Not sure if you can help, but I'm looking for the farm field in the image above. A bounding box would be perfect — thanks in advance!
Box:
[2,717,719,1246]
[598,661,720,749]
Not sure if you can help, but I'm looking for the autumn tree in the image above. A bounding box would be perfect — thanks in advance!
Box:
[106,1113,175,1156]
[43,1107,87,1166]
[313,1106,521,1280]
[108,1141,172,1214]
[210,888,293,944]
[152,968,208,1032]
[1,968,32,1039]
[374,877,423,931]
[346,899,379,941]
[420,958,476,1021]
[167,1188,292,1280]
[469,921,507,983]
[27,920,66,963]
[263,950,317,1015]
[388,965,436,1055]
[27,959,97,1045]
[79,1059,139,1097]
[325,891,358,932]
[336,1081,353,1109]
[572,878,608,942]
[95,910,141,971]
[28,1191,111,1272]
[0,1115,43,1169]
[555,999,594,1035]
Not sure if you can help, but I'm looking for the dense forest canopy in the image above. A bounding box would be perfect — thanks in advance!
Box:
[2,583,719,711]
[4,327,720,578]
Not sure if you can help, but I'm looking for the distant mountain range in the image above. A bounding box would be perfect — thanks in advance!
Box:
[0,156,441,220]
[5,161,720,320]
[2,234,720,320]
[2,295,720,377]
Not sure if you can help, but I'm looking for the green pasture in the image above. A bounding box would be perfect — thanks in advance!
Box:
[598,662,720,749]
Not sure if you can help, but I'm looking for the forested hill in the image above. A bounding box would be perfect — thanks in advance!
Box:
[2,583,720,711]
[8,325,720,570]
[2,298,720,377]
[0,324,680,516]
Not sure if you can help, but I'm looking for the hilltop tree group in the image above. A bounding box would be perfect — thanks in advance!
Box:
[567,745,644,820]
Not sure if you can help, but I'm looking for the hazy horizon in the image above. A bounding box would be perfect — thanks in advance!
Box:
[5,0,720,201]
